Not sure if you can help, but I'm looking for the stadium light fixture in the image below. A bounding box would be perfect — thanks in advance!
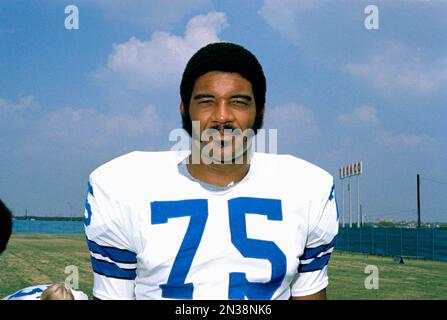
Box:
[339,161,363,228]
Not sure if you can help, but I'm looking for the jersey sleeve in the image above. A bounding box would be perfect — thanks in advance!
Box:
[84,173,137,300]
[291,178,339,297]
[2,284,51,300]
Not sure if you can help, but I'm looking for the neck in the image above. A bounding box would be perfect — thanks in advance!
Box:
[186,153,251,187]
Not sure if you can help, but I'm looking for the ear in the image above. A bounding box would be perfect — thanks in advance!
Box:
[258,104,265,118]
[180,102,186,118]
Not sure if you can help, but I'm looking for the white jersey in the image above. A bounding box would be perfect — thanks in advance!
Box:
[84,151,338,300]
[3,284,89,300]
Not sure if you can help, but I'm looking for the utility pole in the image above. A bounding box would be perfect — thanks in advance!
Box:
[339,161,363,229]
[342,179,345,227]
[359,204,362,227]
[357,174,361,228]
[349,179,352,228]
[417,174,421,228]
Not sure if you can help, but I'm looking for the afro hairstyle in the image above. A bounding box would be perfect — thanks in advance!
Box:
[180,42,266,135]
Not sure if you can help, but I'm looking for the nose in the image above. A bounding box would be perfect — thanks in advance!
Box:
[212,98,235,123]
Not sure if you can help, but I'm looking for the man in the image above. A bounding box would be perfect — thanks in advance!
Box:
[84,42,338,300]
[0,199,13,255]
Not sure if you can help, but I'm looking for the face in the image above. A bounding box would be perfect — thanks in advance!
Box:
[182,71,259,164]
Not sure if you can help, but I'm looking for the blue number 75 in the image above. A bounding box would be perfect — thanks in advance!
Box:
[150,197,286,299]
[151,199,208,299]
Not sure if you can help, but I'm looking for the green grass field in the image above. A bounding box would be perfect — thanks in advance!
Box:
[0,234,92,299]
[1,234,446,299]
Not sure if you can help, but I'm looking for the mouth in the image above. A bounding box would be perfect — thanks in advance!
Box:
[206,130,231,147]
[205,125,238,143]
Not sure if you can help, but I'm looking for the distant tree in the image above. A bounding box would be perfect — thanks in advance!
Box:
[376,221,397,228]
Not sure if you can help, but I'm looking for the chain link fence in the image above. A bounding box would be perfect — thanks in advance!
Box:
[12,219,84,234]
[336,226,447,261]
[12,220,447,262]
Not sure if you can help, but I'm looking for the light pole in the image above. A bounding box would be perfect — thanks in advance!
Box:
[349,179,352,228]
[342,178,345,227]
[357,174,361,228]
[417,174,421,228]
[339,161,363,228]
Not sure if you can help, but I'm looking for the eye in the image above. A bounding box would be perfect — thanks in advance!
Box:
[198,99,214,105]
[232,99,248,106]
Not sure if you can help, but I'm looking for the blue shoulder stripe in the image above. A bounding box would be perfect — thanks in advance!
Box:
[300,235,337,260]
[90,257,137,280]
[87,238,137,264]
[84,199,93,226]
[88,181,94,197]
[298,253,331,273]
[329,184,335,201]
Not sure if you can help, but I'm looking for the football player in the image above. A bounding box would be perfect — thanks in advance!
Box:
[84,42,338,300]
[0,199,13,255]
[3,283,88,300]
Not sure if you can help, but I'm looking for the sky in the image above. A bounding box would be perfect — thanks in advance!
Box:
[0,0,446,223]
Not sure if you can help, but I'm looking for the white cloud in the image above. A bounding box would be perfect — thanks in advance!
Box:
[378,130,425,147]
[335,104,427,149]
[0,96,164,156]
[258,0,318,42]
[258,0,363,64]
[344,43,447,95]
[44,105,162,148]
[259,1,447,96]
[265,103,319,137]
[337,105,379,126]
[0,95,37,112]
[0,96,40,130]
[97,12,228,89]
